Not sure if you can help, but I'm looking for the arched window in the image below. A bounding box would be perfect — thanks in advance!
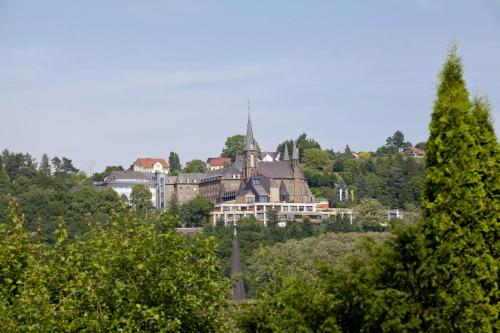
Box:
[250,153,255,168]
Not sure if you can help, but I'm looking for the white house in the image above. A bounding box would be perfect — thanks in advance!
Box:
[132,158,170,174]
[105,171,158,207]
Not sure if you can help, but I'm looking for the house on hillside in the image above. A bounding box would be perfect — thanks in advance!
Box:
[206,157,231,171]
[131,158,170,174]
[404,147,425,157]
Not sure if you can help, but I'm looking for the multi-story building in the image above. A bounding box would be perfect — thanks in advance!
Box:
[131,158,170,174]
[165,173,205,206]
[105,171,159,207]
[198,166,243,203]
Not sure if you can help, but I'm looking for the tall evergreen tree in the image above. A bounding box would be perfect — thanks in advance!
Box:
[51,156,62,175]
[39,154,51,175]
[168,152,181,173]
[236,45,500,333]
[61,157,78,174]
[419,45,498,330]
[469,96,500,258]
[386,130,412,151]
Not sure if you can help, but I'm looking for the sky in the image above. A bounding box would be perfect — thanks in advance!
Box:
[1,0,499,172]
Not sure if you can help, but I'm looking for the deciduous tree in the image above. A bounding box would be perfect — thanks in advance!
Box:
[185,159,207,173]
[221,134,245,160]
[130,184,153,213]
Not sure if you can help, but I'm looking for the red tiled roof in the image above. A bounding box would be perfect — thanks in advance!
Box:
[206,157,231,167]
[134,158,169,169]
[405,147,425,156]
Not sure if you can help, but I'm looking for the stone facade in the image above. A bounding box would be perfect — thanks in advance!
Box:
[164,173,205,206]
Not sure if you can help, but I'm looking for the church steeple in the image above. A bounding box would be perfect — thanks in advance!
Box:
[243,112,258,181]
[244,112,256,150]
[283,143,290,161]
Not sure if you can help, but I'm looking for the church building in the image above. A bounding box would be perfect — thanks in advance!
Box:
[236,113,313,204]
[206,115,324,224]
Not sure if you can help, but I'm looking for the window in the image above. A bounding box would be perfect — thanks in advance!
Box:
[246,196,255,204]
[252,178,261,185]
[259,195,269,203]
[283,206,289,211]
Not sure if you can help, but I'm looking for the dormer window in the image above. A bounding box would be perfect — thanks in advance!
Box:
[259,195,269,203]
[252,178,261,185]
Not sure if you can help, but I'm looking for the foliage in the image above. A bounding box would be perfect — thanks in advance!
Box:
[92,165,124,182]
[416,46,499,330]
[353,198,387,232]
[221,134,245,160]
[130,184,153,214]
[179,196,213,227]
[303,148,332,171]
[415,141,426,150]
[184,159,207,173]
[168,193,181,215]
[0,199,230,332]
[0,149,37,180]
[385,130,412,152]
[39,153,51,175]
[277,133,321,162]
[245,232,389,297]
[168,152,181,173]
[61,157,79,174]
[237,46,500,332]
[309,152,424,209]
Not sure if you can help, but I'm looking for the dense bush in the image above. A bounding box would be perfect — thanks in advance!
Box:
[0,199,230,332]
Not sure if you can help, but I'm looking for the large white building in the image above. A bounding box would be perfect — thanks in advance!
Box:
[105,171,159,207]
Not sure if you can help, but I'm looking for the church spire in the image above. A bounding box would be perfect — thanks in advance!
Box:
[245,112,256,150]
[243,112,258,181]
[283,143,290,161]
[292,141,299,160]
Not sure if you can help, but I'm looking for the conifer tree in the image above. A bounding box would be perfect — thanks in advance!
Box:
[470,96,500,258]
[169,152,181,173]
[39,153,51,175]
[419,45,498,330]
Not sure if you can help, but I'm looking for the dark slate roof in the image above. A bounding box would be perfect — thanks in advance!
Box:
[252,184,268,196]
[176,173,205,183]
[201,165,242,182]
[105,171,156,182]
[258,161,304,179]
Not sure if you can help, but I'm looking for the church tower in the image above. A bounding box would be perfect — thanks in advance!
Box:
[243,113,259,181]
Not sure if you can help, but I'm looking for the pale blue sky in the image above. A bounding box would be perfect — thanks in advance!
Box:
[1,0,499,172]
